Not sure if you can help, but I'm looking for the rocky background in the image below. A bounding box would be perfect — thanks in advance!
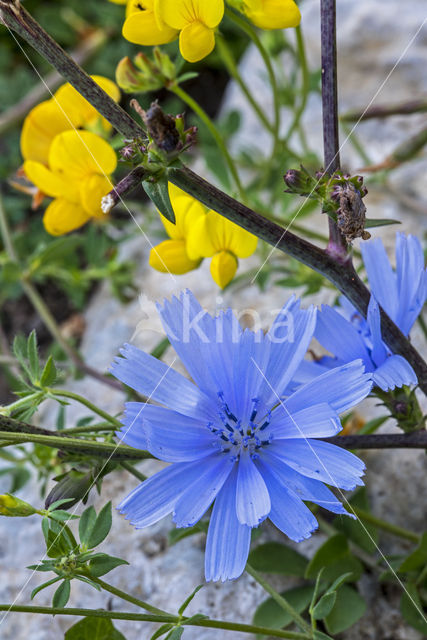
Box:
[1,0,426,638]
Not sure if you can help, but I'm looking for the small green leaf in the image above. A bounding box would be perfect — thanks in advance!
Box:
[249,542,308,576]
[79,505,97,545]
[27,330,40,381]
[31,577,62,600]
[65,616,126,639]
[313,632,334,640]
[87,502,112,549]
[178,584,203,615]
[253,585,314,633]
[52,580,71,608]
[311,591,337,620]
[168,522,206,545]
[305,534,348,579]
[165,628,184,640]
[150,624,174,640]
[40,355,57,387]
[88,554,128,577]
[324,585,366,635]
[48,510,79,523]
[398,533,427,573]
[143,176,175,223]
[400,582,427,634]
[365,218,401,228]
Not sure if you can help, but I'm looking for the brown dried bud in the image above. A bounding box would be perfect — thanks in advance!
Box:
[334,182,370,242]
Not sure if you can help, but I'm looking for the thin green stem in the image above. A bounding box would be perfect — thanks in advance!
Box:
[121,460,147,482]
[89,576,167,615]
[351,506,420,543]
[216,34,273,133]
[0,605,309,638]
[246,563,311,634]
[285,26,310,143]
[47,389,121,427]
[417,313,427,342]
[225,8,281,145]
[169,83,245,200]
[1,392,43,415]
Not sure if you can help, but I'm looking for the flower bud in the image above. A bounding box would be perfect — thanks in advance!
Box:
[0,494,37,517]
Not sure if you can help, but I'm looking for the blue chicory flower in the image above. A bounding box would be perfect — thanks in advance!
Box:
[111,291,371,582]
[361,232,426,336]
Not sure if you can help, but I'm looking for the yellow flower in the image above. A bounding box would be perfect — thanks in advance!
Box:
[123,0,224,63]
[238,0,301,30]
[123,0,179,48]
[20,76,120,166]
[187,209,258,288]
[24,130,117,236]
[149,184,205,274]
[0,494,37,517]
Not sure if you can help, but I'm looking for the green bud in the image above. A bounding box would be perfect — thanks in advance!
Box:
[0,493,37,517]
[45,469,93,510]
[116,48,177,94]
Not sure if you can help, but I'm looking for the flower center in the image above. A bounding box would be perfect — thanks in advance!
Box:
[206,392,273,461]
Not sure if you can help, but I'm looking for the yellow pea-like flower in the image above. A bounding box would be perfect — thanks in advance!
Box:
[187,209,258,288]
[123,0,224,63]
[237,0,301,30]
[20,76,120,166]
[24,130,117,236]
[149,184,205,274]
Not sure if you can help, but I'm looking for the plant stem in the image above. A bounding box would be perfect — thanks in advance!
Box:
[89,576,167,615]
[168,166,427,393]
[0,192,122,391]
[323,431,427,450]
[121,460,147,482]
[225,8,281,144]
[216,34,273,134]
[285,26,310,143]
[0,414,152,460]
[351,506,420,543]
[0,605,309,639]
[169,83,245,200]
[320,0,347,258]
[246,564,311,634]
[0,1,144,139]
[47,389,121,427]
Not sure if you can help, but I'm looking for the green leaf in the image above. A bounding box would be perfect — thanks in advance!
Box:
[168,522,206,545]
[324,585,366,635]
[31,576,62,600]
[89,554,129,577]
[311,591,337,620]
[65,616,126,640]
[40,355,57,387]
[48,509,79,523]
[87,502,112,549]
[253,585,314,633]
[365,218,401,228]
[400,582,427,634]
[398,533,427,573]
[333,487,379,553]
[52,580,71,608]
[79,505,97,546]
[150,624,174,640]
[143,176,175,223]
[178,585,203,615]
[305,535,362,584]
[27,330,40,381]
[249,542,308,576]
[313,632,333,640]
[165,628,184,640]
[176,71,199,84]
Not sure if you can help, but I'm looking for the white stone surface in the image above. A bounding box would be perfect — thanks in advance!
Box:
[1,1,426,638]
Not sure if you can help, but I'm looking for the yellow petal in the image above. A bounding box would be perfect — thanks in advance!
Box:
[244,0,301,29]
[179,21,215,62]
[54,76,120,132]
[157,0,223,28]
[210,251,237,288]
[49,130,117,180]
[204,210,258,257]
[186,214,215,260]
[123,9,178,45]
[164,183,207,239]
[80,174,114,218]
[149,239,201,274]
[43,198,91,236]
[20,100,75,164]
[23,161,77,201]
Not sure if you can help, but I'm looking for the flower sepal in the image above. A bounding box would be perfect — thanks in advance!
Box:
[374,386,424,433]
